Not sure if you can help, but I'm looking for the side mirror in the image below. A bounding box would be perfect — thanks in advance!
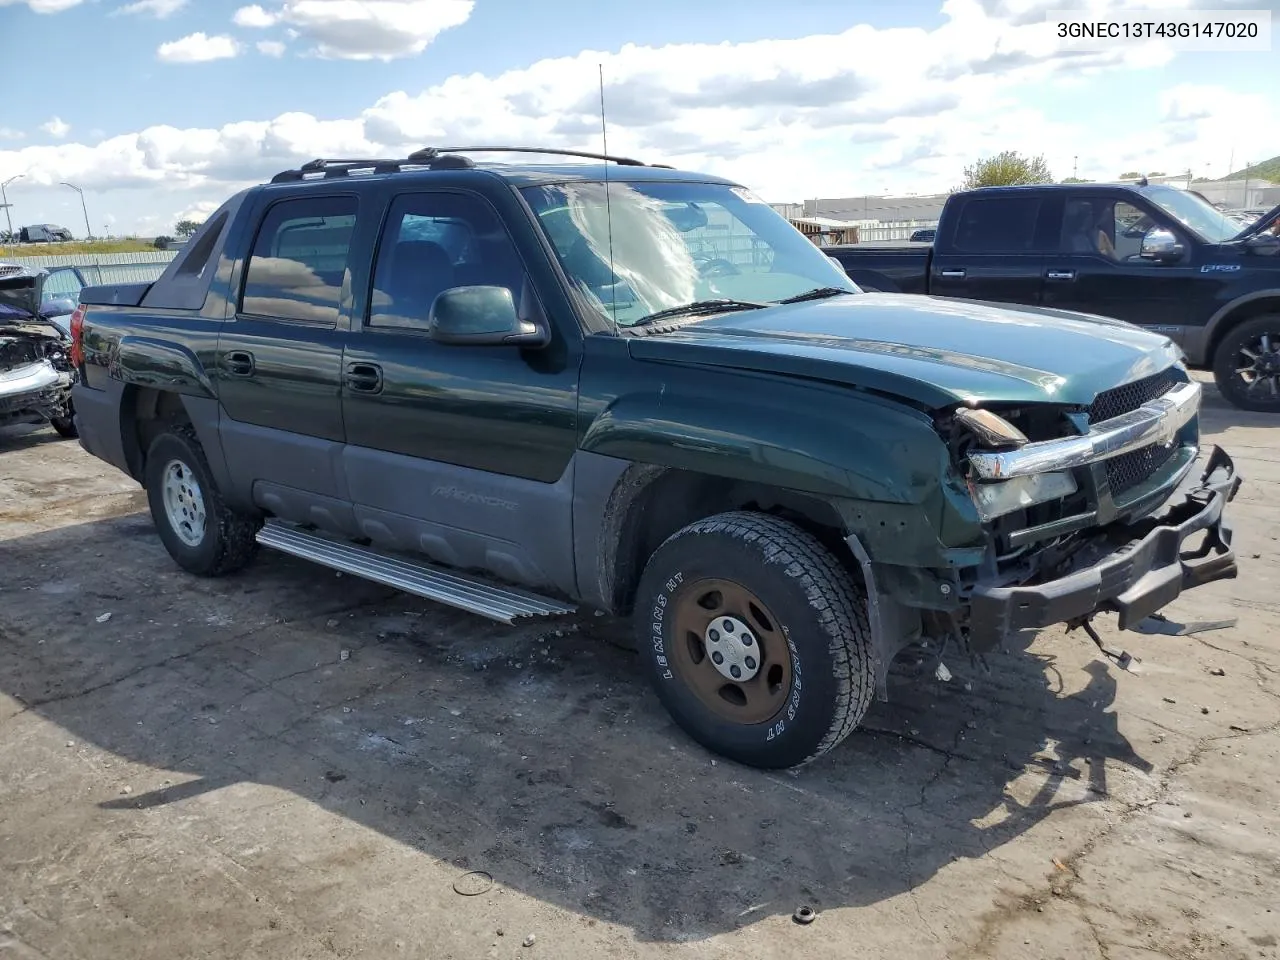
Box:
[1140,227,1184,263]
[427,285,550,347]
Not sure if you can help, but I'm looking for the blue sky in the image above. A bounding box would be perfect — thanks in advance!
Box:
[0,0,1275,236]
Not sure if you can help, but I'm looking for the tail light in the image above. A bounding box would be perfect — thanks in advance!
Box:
[69,305,85,368]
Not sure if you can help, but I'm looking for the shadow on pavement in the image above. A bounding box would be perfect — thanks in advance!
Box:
[0,510,1154,943]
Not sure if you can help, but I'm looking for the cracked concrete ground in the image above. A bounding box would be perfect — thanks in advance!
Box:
[1,370,1278,960]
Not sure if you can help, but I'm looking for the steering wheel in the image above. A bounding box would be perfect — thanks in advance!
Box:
[696,257,741,278]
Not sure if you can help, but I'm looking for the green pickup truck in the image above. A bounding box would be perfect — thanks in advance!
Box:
[67,147,1242,769]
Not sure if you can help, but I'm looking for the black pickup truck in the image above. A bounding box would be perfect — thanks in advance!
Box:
[67,148,1240,769]
[827,183,1280,412]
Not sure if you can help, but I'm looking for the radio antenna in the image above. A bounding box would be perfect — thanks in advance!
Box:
[599,62,618,334]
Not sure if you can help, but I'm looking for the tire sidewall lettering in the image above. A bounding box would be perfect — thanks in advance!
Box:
[651,570,683,680]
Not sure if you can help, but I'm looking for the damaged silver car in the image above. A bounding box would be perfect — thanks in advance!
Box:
[0,263,78,438]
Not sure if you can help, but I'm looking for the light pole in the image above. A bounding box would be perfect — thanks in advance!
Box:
[60,181,92,240]
[1,173,23,240]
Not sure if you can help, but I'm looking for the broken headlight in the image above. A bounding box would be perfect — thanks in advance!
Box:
[968,471,1078,522]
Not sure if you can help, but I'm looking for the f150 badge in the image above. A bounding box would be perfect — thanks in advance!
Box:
[1200,264,1241,273]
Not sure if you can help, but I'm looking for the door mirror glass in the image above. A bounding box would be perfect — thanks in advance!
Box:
[1139,227,1184,263]
[427,285,550,347]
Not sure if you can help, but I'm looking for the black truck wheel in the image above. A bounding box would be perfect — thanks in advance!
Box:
[633,510,874,769]
[143,424,260,576]
[1212,315,1280,412]
[49,414,77,438]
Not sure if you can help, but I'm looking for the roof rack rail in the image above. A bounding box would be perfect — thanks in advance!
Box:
[270,158,404,183]
[406,145,651,167]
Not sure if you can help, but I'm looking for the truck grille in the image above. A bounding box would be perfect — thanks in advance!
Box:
[1105,441,1178,497]
[1090,366,1184,498]
[1087,367,1180,424]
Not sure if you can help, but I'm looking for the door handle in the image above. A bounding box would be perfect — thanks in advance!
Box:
[345,362,383,393]
[224,350,255,376]
[939,268,966,279]
[1046,269,1076,281]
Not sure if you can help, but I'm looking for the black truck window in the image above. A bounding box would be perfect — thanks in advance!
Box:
[240,195,358,325]
[952,196,1042,253]
[368,192,525,330]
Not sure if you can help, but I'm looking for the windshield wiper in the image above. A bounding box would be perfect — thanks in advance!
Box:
[631,298,769,328]
[775,287,858,304]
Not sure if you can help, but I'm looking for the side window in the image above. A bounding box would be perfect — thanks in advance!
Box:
[952,197,1041,253]
[240,195,357,325]
[368,192,525,330]
[42,268,84,302]
[1060,198,1147,261]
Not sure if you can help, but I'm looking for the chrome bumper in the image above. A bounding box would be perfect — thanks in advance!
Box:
[968,379,1200,480]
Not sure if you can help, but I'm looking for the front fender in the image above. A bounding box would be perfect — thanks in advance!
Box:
[579,382,957,507]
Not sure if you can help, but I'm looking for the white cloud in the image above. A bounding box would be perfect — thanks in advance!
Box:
[41,116,71,138]
[157,32,240,62]
[113,0,187,17]
[0,128,25,140]
[0,0,86,12]
[174,200,221,225]
[233,3,275,26]
[257,40,287,56]
[233,0,474,60]
[3,2,1276,233]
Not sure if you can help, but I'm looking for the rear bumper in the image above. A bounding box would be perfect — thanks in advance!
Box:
[969,446,1240,648]
[71,381,133,477]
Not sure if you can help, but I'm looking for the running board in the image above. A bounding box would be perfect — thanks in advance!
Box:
[255,521,576,624]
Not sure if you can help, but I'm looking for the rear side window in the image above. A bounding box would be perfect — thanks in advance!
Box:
[240,195,358,325]
[951,197,1042,253]
[42,268,84,301]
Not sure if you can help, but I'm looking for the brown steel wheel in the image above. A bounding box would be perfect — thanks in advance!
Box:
[669,578,793,725]
[634,511,875,769]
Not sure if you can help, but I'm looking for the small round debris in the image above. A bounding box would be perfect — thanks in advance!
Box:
[793,905,817,925]
[452,870,494,897]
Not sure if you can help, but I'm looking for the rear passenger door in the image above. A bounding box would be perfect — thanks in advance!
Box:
[338,188,582,594]
[214,191,369,535]
[930,193,1051,306]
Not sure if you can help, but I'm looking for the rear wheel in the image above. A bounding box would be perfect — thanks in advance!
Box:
[1212,315,1280,412]
[144,424,260,576]
[633,511,874,769]
[49,414,77,438]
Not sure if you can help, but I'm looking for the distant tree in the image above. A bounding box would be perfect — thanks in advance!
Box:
[153,235,174,249]
[1119,170,1142,179]
[174,219,201,238]
[962,150,1053,189]
[1060,177,1092,183]
[1147,171,1166,177]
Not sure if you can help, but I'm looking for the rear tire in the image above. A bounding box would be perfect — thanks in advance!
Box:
[1212,314,1280,412]
[144,423,260,576]
[633,510,874,769]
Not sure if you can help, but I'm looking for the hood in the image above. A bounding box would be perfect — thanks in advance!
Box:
[626,293,1184,409]
[1231,202,1280,241]
[0,264,43,321]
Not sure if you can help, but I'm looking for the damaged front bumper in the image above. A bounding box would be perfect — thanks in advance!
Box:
[968,445,1241,650]
[0,359,73,426]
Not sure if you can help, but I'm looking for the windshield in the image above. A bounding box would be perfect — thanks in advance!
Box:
[0,275,38,320]
[1143,185,1247,244]
[520,179,857,327]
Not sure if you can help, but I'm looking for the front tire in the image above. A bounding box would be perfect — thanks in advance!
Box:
[143,424,260,576]
[633,511,874,769]
[1212,315,1280,412]
[49,414,77,438]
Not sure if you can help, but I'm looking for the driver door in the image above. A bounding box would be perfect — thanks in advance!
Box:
[1039,196,1199,339]
[338,188,583,593]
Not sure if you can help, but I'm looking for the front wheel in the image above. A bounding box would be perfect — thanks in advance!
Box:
[633,511,875,769]
[143,424,260,576]
[1212,315,1280,412]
